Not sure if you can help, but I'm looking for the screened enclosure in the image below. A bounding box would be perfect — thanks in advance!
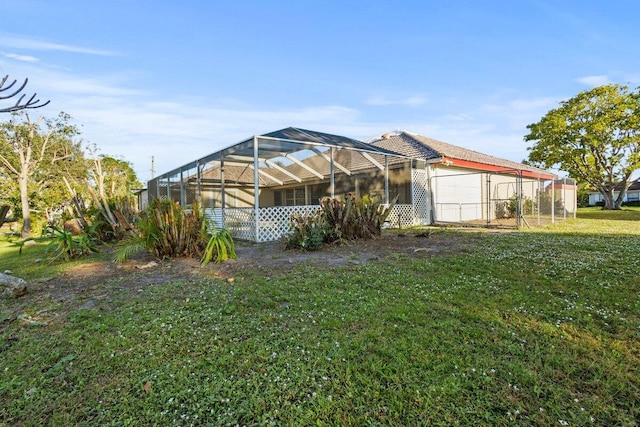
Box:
[147,128,427,242]
[430,169,577,227]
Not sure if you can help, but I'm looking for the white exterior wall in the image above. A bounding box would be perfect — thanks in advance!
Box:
[430,165,484,222]
[429,165,548,223]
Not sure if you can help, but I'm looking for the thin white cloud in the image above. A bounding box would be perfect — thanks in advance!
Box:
[365,94,428,106]
[404,95,428,106]
[2,52,39,62]
[0,34,118,56]
[53,77,143,97]
[576,75,609,86]
[442,113,472,121]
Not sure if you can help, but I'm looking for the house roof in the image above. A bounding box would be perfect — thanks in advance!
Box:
[371,131,556,179]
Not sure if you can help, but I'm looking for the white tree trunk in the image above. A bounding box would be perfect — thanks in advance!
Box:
[18,172,31,238]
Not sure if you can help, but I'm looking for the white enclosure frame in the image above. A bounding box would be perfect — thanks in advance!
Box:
[147,128,422,242]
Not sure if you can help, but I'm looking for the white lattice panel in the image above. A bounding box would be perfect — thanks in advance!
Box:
[257,205,321,242]
[385,204,415,228]
[204,208,223,230]
[223,208,256,241]
[208,199,432,242]
[412,169,430,225]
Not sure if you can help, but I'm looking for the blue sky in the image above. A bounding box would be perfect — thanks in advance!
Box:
[2,0,639,182]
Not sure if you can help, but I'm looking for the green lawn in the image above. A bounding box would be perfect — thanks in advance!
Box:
[1,209,639,426]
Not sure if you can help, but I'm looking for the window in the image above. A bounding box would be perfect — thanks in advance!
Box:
[274,187,306,206]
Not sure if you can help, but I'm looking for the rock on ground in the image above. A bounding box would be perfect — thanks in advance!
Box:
[0,272,28,297]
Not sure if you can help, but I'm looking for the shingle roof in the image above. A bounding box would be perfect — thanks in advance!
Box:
[372,131,552,176]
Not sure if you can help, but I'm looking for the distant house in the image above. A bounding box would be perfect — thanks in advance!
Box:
[133,188,149,210]
[587,179,640,206]
[147,127,575,242]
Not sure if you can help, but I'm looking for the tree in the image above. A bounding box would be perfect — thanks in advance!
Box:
[0,112,85,237]
[0,75,50,113]
[93,155,142,200]
[525,84,640,210]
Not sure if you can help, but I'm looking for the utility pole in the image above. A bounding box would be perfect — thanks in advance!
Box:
[150,156,155,179]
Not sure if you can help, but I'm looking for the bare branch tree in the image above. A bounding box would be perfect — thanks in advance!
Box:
[0,74,50,113]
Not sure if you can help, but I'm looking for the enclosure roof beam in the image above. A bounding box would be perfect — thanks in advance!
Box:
[264,159,302,182]
[311,148,351,176]
[224,154,258,162]
[222,154,303,183]
[360,152,385,171]
[217,160,256,168]
[247,164,283,186]
[284,153,324,179]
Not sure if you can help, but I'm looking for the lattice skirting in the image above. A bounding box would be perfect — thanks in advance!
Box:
[205,206,321,243]
[206,203,424,243]
[385,204,417,228]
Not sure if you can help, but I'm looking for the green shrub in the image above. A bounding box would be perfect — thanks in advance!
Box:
[281,210,327,251]
[283,194,396,251]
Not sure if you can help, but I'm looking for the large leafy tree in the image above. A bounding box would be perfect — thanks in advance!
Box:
[525,84,640,210]
[0,112,86,237]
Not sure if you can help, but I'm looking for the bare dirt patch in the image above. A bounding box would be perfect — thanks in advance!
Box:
[3,229,477,325]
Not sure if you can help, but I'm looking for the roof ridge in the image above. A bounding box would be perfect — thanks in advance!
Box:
[398,132,443,157]
[394,131,550,174]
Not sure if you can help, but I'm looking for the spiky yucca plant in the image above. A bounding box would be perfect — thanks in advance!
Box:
[115,198,235,264]
[283,194,397,250]
[321,193,397,242]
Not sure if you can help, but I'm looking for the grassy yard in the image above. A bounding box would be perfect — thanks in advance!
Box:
[1,209,639,426]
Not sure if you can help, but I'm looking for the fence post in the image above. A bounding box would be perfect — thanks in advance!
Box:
[551,181,555,224]
[486,174,491,225]
[253,136,260,242]
[563,178,567,220]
